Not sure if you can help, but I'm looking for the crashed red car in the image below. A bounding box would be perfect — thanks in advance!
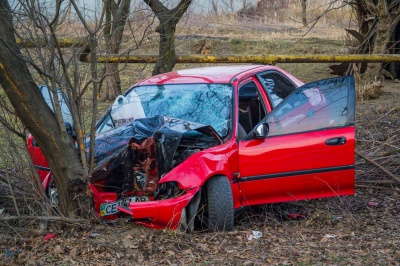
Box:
[28,65,355,231]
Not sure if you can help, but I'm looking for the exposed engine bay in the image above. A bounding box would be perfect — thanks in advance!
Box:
[90,116,221,199]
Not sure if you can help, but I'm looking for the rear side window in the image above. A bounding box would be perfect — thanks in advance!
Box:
[257,72,297,107]
[40,86,73,125]
[238,81,267,134]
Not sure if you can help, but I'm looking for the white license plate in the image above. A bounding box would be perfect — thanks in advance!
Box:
[100,196,149,216]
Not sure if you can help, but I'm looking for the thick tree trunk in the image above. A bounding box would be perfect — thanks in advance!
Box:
[103,62,121,101]
[153,19,177,75]
[101,0,130,101]
[353,0,370,36]
[363,0,393,80]
[144,0,191,75]
[0,0,91,218]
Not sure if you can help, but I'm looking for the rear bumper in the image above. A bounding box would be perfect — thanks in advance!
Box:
[118,187,200,230]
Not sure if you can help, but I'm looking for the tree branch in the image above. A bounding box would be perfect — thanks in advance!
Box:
[172,0,192,20]
[143,0,168,16]
[0,116,24,139]
[356,150,400,183]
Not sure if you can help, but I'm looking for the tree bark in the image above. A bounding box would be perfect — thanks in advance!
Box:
[363,0,393,80]
[144,0,191,75]
[102,0,130,101]
[301,0,307,27]
[0,0,91,219]
[349,0,400,81]
[352,0,370,36]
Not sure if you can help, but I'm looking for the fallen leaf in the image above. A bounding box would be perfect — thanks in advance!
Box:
[90,233,101,238]
[183,249,192,255]
[70,247,77,257]
[166,250,176,256]
[54,245,63,254]
[320,234,336,243]
[122,238,138,249]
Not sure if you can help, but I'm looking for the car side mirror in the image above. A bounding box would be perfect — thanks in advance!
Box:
[253,123,269,138]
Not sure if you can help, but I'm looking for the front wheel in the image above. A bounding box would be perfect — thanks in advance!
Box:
[206,175,234,232]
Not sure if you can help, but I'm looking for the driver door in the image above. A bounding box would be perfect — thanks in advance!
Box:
[238,76,355,206]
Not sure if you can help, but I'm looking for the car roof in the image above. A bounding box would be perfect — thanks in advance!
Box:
[136,65,281,85]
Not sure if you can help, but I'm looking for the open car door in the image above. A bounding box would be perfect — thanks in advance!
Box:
[238,76,355,206]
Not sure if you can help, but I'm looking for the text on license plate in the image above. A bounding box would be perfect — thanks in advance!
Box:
[100,196,149,216]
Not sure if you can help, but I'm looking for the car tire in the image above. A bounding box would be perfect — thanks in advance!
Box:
[206,175,234,232]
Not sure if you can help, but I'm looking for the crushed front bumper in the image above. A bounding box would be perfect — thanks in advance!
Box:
[118,187,200,229]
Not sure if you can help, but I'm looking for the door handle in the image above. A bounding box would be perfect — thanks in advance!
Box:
[325,137,346,146]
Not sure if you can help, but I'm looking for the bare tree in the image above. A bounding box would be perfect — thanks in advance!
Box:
[144,0,192,75]
[350,0,400,80]
[211,0,219,18]
[0,0,92,218]
[102,0,131,101]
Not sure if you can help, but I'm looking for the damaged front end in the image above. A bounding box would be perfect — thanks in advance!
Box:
[89,115,221,228]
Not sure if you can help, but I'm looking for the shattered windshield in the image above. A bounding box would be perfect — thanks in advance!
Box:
[98,84,233,137]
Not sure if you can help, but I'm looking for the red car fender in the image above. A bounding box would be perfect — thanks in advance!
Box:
[118,187,200,230]
[159,140,238,189]
[158,139,241,210]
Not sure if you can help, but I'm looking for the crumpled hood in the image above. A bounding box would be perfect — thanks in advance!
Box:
[90,116,221,192]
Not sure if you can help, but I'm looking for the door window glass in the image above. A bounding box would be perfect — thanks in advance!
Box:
[238,81,267,136]
[257,72,297,107]
[262,76,354,137]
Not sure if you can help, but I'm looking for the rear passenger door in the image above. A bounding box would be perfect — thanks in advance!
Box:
[238,76,355,206]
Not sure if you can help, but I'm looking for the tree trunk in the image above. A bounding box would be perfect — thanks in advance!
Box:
[363,0,393,80]
[353,0,370,36]
[104,62,121,100]
[301,0,307,27]
[144,0,191,75]
[211,0,219,18]
[153,18,178,75]
[0,0,91,219]
[101,0,130,101]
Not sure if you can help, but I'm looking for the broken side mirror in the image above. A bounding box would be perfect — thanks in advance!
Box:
[253,123,269,138]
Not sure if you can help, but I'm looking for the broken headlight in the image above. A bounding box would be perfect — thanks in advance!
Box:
[154,182,183,200]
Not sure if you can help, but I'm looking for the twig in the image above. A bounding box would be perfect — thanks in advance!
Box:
[0,215,86,224]
[355,184,393,190]
[378,107,397,121]
[5,169,20,217]
[356,150,400,183]
[357,180,398,184]
[0,234,29,241]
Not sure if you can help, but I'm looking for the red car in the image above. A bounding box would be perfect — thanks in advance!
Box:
[28,65,355,231]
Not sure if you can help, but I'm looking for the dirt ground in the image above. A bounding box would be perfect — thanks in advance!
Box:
[1,80,399,266]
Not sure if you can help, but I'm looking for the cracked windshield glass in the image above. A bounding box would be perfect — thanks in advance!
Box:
[100,84,233,136]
